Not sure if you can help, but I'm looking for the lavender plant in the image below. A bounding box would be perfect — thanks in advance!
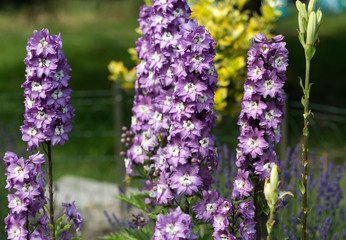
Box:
[295,1,323,239]
[3,28,83,240]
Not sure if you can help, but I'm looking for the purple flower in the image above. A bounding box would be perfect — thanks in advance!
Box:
[170,164,203,196]
[192,190,219,223]
[152,207,197,240]
[21,29,73,151]
[62,201,84,231]
[232,170,253,199]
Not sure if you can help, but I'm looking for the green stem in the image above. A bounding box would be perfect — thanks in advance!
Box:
[302,56,311,240]
[266,208,276,240]
[46,142,55,240]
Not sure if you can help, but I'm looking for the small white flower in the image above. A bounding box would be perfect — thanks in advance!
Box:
[198,93,208,103]
[176,102,185,113]
[248,101,258,111]
[154,15,163,24]
[134,146,143,155]
[54,70,64,81]
[153,111,163,122]
[265,110,275,122]
[165,223,179,235]
[169,146,180,157]
[28,127,37,137]
[253,66,262,76]
[36,111,47,120]
[275,56,283,67]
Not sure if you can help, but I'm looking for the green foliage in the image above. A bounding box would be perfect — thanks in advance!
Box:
[102,226,153,240]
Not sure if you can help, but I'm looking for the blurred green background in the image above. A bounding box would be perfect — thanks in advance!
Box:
[0,0,345,238]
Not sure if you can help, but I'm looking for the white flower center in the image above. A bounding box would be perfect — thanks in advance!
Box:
[198,93,208,103]
[62,107,68,114]
[52,90,63,99]
[265,110,275,122]
[26,98,35,108]
[264,79,274,90]
[253,66,262,76]
[167,68,173,77]
[183,120,194,131]
[264,162,275,173]
[38,37,48,48]
[194,35,203,45]
[249,101,258,111]
[165,223,179,235]
[38,58,50,68]
[179,173,192,186]
[134,146,143,155]
[275,57,283,67]
[10,227,21,237]
[131,116,137,125]
[148,71,154,80]
[154,15,163,24]
[54,125,64,136]
[222,201,231,211]
[22,183,33,192]
[246,138,258,149]
[215,215,225,226]
[221,234,230,240]
[240,120,247,130]
[162,32,173,41]
[176,102,185,112]
[138,105,149,114]
[157,184,166,195]
[28,127,37,137]
[36,111,47,120]
[152,52,161,63]
[208,66,215,75]
[164,96,172,105]
[206,203,217,214]
[236,148,242,159]
[14,166,23,176]
[173,8,184,17]
[235,179,245,189]
[159,0,167,4]
[274,126,281,136]
[31,82,42,92]
[184,83,197,93]
[246,85,254,95]
[199,137,209,148]
[54,70,64,81]
[159,155,166,167]
[153,111,163,122]
[13,196,22,207]
[169,146,180,157]
[192,55,203,64]
[260,44,269,53]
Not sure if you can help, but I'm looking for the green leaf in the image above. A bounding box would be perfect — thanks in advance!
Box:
[299,179,306,194]
[115,193,147,211]
[57,224,71,237]
[301,96,305,107]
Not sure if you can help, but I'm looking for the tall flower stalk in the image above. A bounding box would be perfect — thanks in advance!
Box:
[20,29,74,239]
[296,1,322,239]
[233,33,288,239]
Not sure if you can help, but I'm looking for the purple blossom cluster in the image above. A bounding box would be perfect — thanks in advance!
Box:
[62,201,84,232]
[233,33,288,199]
[3,151,49,240]
[125,0,217,206]
[152,207,197,240]
[21,29,74,151]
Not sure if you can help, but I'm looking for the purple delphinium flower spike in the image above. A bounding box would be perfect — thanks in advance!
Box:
[21,29,74,151]
[4,152,49,239]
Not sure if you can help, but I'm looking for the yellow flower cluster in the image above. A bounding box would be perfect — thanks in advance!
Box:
[189,0,280,115]
[108,0,280,115]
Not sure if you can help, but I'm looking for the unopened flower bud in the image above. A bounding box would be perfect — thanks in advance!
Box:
[298,14,307,34]
[306,11,317,46]
[264,165,280,209]
[121,133,126,138]
[120,151,126,156]
[121,138,125,143]
[316,8,322,27]
[308,0,316,13]
[296,1,308,20]
[122,126,127,131]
